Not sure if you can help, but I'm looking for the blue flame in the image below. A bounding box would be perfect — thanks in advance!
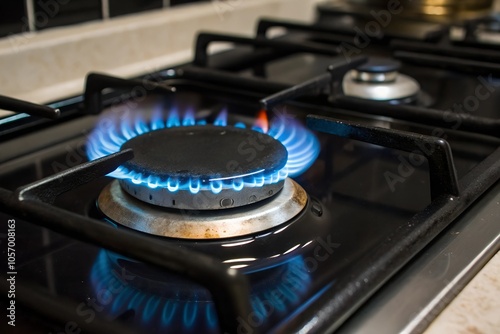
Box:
[268,115,320,176]
[86,105,319,194]
[213,108,228,126]
[90,250,310,332]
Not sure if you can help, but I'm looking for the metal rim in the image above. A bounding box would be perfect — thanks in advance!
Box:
[98,178,308,239]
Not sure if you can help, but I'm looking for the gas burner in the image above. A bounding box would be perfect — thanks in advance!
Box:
[87,101,320,212]
[98,178,307,239]
[119,125,287,210]
[342,57,421,104]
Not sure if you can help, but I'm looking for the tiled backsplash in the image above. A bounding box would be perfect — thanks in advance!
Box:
[0,0,206,38]
[108,0,163,18]
[0,3,26,37]
[33,0,102,31]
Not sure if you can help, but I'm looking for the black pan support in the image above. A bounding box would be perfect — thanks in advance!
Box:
[0,94,60,119]
[84,72,176,115]
[0,149,253,334]
[259,55,367,110]
[193,32,339,68]
[307,115,460,200]
[394,50,500,75]
[391,39,500,64]
[332,96,500,139]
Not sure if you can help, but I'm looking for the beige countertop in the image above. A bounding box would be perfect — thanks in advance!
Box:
[425,251,500,334]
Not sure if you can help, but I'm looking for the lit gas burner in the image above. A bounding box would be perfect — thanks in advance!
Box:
[342,57,421,104]
[118,125,288,210]
[87,100,319,238]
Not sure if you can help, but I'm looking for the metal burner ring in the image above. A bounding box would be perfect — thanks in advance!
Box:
[343,70,420,101]
[98,178,307,239]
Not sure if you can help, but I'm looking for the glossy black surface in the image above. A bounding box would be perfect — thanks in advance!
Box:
[0,94,60,119]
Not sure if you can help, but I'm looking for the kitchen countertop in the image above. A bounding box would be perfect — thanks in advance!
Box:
[425,251,500,334]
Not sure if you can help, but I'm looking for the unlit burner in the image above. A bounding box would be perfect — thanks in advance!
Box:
[342,57,421,103]
[118,125,288,210]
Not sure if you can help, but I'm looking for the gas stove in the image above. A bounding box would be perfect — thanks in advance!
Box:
[0,2,499,333]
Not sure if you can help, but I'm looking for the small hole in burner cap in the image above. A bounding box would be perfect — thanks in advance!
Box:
[149,194,152,200]
[220,198,234,208]
[172,200,176,206]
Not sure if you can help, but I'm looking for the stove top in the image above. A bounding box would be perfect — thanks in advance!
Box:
[0,2,499,333]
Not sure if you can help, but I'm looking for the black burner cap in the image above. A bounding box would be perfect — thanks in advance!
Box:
[357,57,401,73]
[121,125,287,180]
[117,125,289,210]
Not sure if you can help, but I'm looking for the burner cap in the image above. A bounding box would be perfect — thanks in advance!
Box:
[342,57,420,102]
[119,125,288,210]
